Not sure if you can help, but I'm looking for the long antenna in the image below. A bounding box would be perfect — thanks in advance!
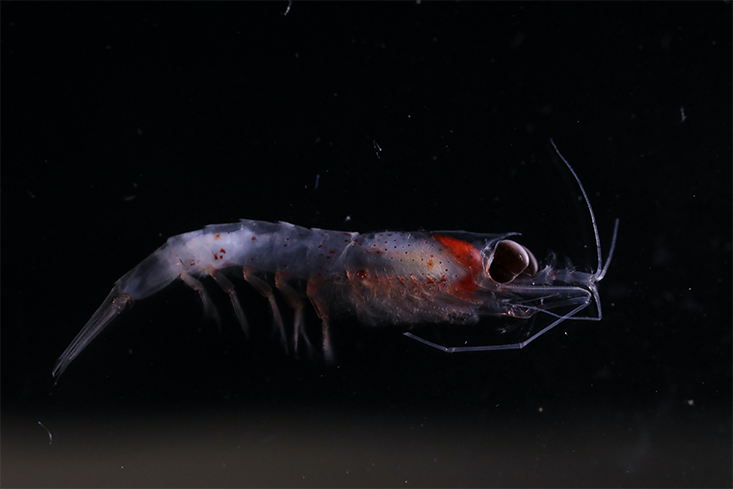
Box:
[549,139,618,281]
[549,138,604,274]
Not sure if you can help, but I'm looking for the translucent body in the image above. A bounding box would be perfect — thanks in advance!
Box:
[53,141,618,379]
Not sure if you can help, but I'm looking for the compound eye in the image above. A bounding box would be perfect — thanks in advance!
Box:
[487,240,538,283]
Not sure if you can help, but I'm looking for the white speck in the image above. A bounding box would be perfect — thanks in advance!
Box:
[373,140,383,159]
[283,0,292,15]
[687,399,695,406]
[680,106,686,123]
[38,421,53,445]
[314,174,320,191]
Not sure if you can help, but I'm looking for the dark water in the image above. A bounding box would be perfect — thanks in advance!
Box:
[3,3,730,487]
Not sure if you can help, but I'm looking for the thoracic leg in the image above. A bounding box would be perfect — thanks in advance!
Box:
[209,269,249,338]
[181,272,221,326]
[243,267,287,351]
[275,272,312,357]
[307,279,333,363]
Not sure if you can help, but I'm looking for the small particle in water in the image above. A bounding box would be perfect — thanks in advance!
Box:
[373,140,383,159]
[37,421,53,445]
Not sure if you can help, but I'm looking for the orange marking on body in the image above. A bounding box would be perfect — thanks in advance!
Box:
[214,233,221,240]
[432,234,483,292]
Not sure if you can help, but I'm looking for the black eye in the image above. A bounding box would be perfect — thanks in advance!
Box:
[488,240,538,283]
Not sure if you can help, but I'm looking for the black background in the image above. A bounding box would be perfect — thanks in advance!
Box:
[3,2,731,487]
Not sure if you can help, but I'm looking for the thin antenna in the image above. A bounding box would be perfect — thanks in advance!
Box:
[403,141,619,353]
[549,139,603,274]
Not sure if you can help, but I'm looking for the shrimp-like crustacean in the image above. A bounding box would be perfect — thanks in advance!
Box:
[53,140,618,379]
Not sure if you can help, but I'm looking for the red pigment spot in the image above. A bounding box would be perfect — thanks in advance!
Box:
[432,235,482,271]
[214,233,221,240]
[427,258,434,268]
[251,237,257,241]
[426,277,435,285]
[318,244,323,248]
[329,249,335,254]
[284,244,288,247]
[189,260,195,266]
[432,234,483,293]
[220,248,226,254]
[357,270,368,279]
